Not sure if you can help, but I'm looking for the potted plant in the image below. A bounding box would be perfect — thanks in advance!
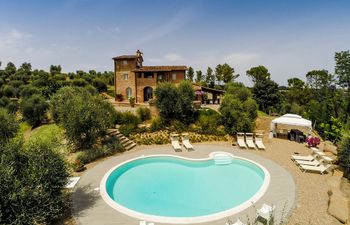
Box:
[129,96,136,107]
[306,136,321,148]
[116,93,123,102]
[72,159,86,172]
[148,98,155,106]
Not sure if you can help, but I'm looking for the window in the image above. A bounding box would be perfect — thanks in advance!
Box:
[172,73,177,80]
[126,87,132,98]
[123,73,128,80]
[123,60,128,65]
[158,74,163,80]
[137,73,142,78]
[146,73,153,79]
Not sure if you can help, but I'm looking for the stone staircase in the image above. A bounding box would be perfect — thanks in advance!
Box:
[107,129,137,151]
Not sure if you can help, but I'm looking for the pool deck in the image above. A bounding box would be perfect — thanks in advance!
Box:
[72,143,296,225]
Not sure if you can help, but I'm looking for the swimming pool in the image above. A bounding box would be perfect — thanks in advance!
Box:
[100,152,270,224]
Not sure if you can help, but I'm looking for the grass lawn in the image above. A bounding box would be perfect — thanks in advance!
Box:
[19,121,31,134]
[28,123,65,146]
[257,110,268,117]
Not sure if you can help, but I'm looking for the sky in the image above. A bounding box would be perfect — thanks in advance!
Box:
[0,0,350,86]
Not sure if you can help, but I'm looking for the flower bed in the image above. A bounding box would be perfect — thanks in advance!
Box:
[130,130,228,145]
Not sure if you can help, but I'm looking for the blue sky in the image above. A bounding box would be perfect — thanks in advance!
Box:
[0,0,350,85]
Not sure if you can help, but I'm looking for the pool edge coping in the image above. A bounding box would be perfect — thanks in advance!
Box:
[99,151,271,224]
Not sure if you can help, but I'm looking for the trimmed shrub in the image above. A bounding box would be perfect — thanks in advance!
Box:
[20,94,49,127]
[75,137,123,165]
[136,107,151,121]
[119,123,138,137]
[120,112,140,126]
[196,109,221,135]
[170,120,187,133]
[150,116,165,132]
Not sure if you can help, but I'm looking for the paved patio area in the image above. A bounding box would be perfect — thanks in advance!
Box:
[72,143,296,225]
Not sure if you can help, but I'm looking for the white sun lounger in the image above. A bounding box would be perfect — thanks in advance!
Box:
[232,219,246,225]
[237,133,247,148]
[254,134,265,150]
[257,203,275,222]
[139,221,147,225]
[170,134,181,151]
[295,159,322,166]
[182,133,194,150]
[245,133,256,149]
[65,177,80,189]
[291,155,314,161]
[299,164,331,174]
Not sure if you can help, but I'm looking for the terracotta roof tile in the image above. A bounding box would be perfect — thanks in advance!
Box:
[113,55,137,60]
[133,66,187,72]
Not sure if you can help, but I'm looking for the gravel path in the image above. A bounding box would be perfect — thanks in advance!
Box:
[252,138,340,225]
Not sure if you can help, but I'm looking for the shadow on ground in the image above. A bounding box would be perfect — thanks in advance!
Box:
[72,183,100,218]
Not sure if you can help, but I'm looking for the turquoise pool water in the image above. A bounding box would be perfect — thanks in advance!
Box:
[105,156,265,217]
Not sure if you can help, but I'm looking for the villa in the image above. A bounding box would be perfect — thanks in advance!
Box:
[113,50,187,103]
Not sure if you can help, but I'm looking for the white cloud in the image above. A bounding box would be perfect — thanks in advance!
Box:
[147,57,162,64]
[0,29,31,49]
[164,53,183,62]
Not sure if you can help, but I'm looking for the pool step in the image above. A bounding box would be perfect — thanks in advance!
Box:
[213,154,233,165]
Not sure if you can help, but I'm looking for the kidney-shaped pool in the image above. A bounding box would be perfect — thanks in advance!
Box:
[100,152,270,224]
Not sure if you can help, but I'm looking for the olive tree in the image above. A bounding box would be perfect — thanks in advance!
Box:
[20,94,49,127]
[0,136,68,224]
[219,82,257,134]
[52,87,116,149]
[154,82,181,123]
[0,108,19,145]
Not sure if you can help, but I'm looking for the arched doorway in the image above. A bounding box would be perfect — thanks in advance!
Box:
[143,86,153,102]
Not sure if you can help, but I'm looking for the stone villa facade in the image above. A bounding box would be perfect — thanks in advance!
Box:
[113,50,187,103]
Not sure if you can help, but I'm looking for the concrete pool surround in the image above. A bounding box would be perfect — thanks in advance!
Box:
[100,151,271,224]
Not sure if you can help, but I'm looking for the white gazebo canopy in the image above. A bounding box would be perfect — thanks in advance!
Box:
[270,114,312,138]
